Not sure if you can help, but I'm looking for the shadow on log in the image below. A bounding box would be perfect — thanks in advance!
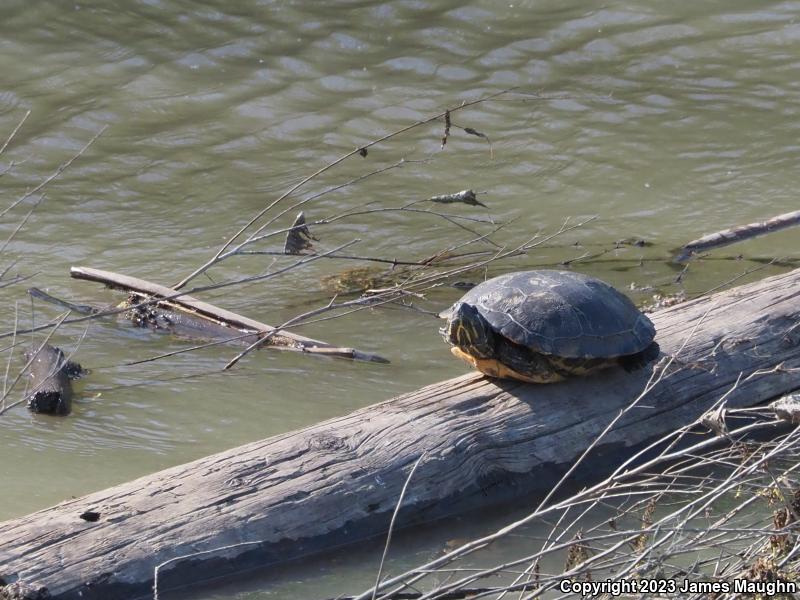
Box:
[2,269,800,599]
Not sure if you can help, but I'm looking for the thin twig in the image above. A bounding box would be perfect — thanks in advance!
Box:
[372,452,427,600]
[0,109,30,156]
[173,88,516,289]
[0,125,107,220]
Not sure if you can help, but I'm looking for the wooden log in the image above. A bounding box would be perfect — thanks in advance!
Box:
[674,209,800,262]
[2,268,800,599]
[69,266,389,364]
[24,344,82,416]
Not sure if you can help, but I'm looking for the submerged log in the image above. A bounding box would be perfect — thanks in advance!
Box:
[24,344,83,416]
[674,209,800,262]
[2,268,800,599]
[30,287,267,348]
[69,266,388,363]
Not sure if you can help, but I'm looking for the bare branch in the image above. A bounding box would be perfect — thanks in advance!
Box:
[0,125,107,220]
[0,109,30,156]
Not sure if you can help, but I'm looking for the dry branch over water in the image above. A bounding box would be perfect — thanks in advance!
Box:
[171,88,516,291]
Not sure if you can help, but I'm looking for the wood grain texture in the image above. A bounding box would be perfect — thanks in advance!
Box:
[2,269,800,600]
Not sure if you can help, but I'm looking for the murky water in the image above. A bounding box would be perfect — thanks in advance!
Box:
[1,0,799,597]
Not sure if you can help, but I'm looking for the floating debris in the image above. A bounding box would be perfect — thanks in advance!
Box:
[284,211,319,255]
[428,189,486,208]
[614,238,650,248]
[440,109,451,149]
[320,266,396,295]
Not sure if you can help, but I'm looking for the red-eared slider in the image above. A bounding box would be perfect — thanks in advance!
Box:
[440,270,658,383]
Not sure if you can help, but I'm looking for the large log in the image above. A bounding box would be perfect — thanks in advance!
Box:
[2,269,800,600]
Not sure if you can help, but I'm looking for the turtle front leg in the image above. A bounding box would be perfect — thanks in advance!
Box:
[452,346,564,384]
[494,341,567,383]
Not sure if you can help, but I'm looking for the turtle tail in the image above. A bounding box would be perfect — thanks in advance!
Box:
[618,341,660,372]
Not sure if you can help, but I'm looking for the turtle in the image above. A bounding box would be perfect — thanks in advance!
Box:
[439,270,659,383]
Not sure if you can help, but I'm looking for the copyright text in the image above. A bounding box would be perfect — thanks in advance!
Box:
[559,578,797,596]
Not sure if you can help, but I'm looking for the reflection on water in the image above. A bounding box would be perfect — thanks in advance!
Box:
[1,0,799,597]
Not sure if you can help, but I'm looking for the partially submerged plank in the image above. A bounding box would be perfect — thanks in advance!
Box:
[2,268,800,599]
[69,266,388,363]
[674,209,800,262]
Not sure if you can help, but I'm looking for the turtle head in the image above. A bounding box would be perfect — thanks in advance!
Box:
[440,302,495,359]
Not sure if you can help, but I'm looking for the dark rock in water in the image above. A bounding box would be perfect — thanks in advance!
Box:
[24,344,82,416]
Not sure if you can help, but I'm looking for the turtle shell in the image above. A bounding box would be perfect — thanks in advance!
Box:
[444,270,655,359]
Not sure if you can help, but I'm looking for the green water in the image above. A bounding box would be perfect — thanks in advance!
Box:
[1,0,799,597]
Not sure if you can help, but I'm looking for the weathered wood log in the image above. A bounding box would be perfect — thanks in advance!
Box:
[24,344,82,416]
[2,268,800,599]
[674,209,800,262]
[69,266,388,363]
